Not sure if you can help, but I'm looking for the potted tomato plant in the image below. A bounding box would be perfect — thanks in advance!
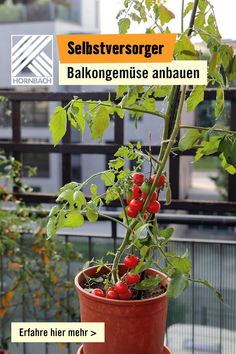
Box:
[47,0,236,353]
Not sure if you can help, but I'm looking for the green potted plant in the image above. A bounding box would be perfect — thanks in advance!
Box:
[0,153,82,352]
[47,0,236,353]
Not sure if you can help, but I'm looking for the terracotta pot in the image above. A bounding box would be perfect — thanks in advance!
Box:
[75,265,169,354]
[0,350,10,354]
[77,344,173,353]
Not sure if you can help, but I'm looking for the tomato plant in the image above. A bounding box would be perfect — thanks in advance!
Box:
[47,0,232,302]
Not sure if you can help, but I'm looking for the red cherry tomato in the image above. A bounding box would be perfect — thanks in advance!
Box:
[114,281,129,294]
[126,206,139,218]
[132,186,142,199]
[91,288,105,297]
[106,289,119,299]
[147,200,161,214]
[151,191,158,202]
[126,198,131,205]
[157,175,166,188]
[141,191,158,202]
[123,273,141,284]
[124,254,139,269]
[129,198,143,211]
[132,172,145,186]
[119,288,132,300]
[150,174,166,188]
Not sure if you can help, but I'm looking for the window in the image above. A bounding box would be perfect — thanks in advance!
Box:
[23,152,49,178]
[21,101,48,127]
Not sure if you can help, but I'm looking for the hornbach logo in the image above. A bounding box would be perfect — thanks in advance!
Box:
[11,35,53,86]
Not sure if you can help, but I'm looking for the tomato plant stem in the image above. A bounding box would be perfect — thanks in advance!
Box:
[179,125,234,134]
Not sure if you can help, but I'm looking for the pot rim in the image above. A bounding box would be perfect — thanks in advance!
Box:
[75,264,169,305]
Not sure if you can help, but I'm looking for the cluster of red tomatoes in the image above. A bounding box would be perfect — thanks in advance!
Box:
[91,254,140,300]
[126,172,166,218]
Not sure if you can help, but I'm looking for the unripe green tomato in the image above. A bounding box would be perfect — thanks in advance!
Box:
[141,181,151,194]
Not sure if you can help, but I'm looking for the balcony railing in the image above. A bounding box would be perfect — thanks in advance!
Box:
[1,215,236,354]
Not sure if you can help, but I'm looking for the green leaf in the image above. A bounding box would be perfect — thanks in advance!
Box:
[198,0,208,11]
[49,106,67,146]
[167,272,188,298]
[187,86,206,112]
[73,190,86,207]
[140,245,149,257]
[145,0,154,11]
[116,85,127,99]
[179,128,201,151]
[219,153,236,175]
[175,35,198,60]
[118,18,130,34]
[108,157,125,170]
[184,2,193,17]
[114,146,136,160]
[133,224,151,245]
[46,219,57,239]
[219,45,233,71]
[130,12,142,23]
[56,189,74,204]
[229,55,236,83]
[71,100,86,135]
[195,136,221,161]
[91,107,110,140]
[86,202,98,223]
[113,106,125,119]
[131,258,153,275]
[159,4,175,25]
[209,52,220,76]
[155,86,171,98]
[101,171,115,186]
[60,181,78,193]
[218,133,236,166]
[61,212,84,228]
[90,184,97,195]
[159,227,174,240]
[215,86,224,118]
[49,206,60,218]
[171,254,192,274]
[194,11,205,28]
[194,279,224,303]
[211,71,225,87]
[105,186,120,203]
[135,276,162,290]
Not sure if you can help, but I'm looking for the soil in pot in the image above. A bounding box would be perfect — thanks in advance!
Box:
[75,265,169,354]
[83,272,166,300]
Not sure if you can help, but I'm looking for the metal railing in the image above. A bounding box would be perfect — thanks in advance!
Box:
[1,215,236,354]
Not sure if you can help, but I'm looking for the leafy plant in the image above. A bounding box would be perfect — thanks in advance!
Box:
[48,0,236,300]
[0,153,82,347]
